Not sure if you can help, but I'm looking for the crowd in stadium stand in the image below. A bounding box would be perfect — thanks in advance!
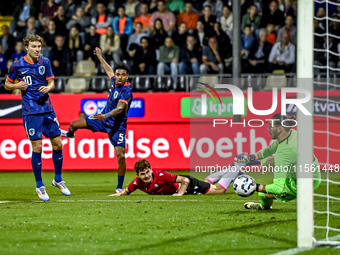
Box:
[0,0,340,79]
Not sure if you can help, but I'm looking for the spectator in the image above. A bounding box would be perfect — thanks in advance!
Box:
[81,0,97,17]
[149,0,158,13]
[220,5,233,34]
[241,5,261,31]
[157,37,180,86]
[203,0,223,18]
[52,5,69,36]
[200,37,223,75]
[123,0,141,19]
[66,7,91,31]
[167,0,185,13]
[17,17,38,42]
[191,0,204,14]
[266,23,276,45]
[244,29,273,73]
[199,5,216,33]
[0,45,7,76]
[171,23,189,49]
[41,20,57,58]
[179,35,201,75]
[126,22,148,52]
[282,0,295,17]
[84,24,100,61]
[100,26,121,64]
[0,25,16,60]
[133,3,152,32]
[193,20,210,48]
[63,0,78,20]
[150,18,168,50]
[329,13,340,45]
[314,19,324,50]
[260,0,285,30]
[150,1,176,33]
[113,6,133,59]
[130,37,157,75]
[276,15,296,45]
[11,42,26,61]
[11,0,39,34]
[68,26,84,62]
[39,0,59,28]
[241,25,255,59]
[316,6,326,31]
[314,37,338,72]
[91,3,113,35]
[50,35,72,76]
[213,22,232,59]
[3,60,13,79]
[113,6,133,36]
[268,32,295,73]
[177,2,200,32]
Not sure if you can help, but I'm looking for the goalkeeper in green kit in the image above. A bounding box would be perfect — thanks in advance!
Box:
[235,113,322,210]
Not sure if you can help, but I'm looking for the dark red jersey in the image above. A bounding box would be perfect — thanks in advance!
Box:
[127,169,179,195]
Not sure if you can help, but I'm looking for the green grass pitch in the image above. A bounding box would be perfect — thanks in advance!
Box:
[0,171,339,255]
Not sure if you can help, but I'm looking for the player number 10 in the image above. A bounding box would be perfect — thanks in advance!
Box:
[23,76,32,85]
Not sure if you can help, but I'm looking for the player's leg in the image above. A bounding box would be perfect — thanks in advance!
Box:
[61,118,89,138]
[206,184,227,194]
[43,112,71,196]
[50,135,71,196]
[24,114,49,201]
[216,163,246,191]
[115,146,126,192]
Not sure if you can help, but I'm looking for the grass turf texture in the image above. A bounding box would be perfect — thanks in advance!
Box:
[0,171,339,255]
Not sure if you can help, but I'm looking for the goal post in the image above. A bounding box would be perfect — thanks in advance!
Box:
[296,0,315,248]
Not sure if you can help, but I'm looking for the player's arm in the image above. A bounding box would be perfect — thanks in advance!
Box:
[5,77,28,91]
[93,101,126,121]
[172,175,190,197]
[39,79,55,94]
[94,47,114,78]
[109,188,131,196]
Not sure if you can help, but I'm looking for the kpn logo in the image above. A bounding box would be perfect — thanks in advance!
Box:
[181,84,312,118]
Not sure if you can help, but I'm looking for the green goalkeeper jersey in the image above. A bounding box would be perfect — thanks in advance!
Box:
[259,130,321,202]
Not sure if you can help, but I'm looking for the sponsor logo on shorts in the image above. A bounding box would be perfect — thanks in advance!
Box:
[29,128,35,136]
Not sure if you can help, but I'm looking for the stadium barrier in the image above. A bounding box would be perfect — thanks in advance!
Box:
[0,90,339,170]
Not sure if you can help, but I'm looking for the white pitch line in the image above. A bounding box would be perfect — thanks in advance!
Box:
[270,247,313,255]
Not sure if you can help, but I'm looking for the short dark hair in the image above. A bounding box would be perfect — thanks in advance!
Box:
[114,62,130,74]
[134,159,151,174]
[244,24,252,30]
[271,113,297,129]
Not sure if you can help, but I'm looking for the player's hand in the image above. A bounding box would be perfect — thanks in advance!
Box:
[108,193,121,196]
[94,47,102,58]
[172,193,184,197]
[234,153,257,163]
[39,86,50,94]
[16,81,28,91]
[93,114,106,121]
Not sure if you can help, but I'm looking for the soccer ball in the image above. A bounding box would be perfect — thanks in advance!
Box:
[233,175,256,197]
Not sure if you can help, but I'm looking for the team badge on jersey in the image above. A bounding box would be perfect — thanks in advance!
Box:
[29,128,35,136]
[38,66,45,75]
[114,91,119,99]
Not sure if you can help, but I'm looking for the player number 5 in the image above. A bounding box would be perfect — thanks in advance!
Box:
[118,133,124,143]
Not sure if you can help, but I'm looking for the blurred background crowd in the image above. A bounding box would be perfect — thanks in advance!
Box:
[0,0,339,81]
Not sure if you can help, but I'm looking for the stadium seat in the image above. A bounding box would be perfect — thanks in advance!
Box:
[198,76,219,88]
[89,77,109,92]
[263,75,287,91]
[65,78,88,93]
[132,76,152,92]
[51,78,66,93]
[177,76,188,91]
[0,16,13,36]
[73,60,96,77]
[153,76,172,91]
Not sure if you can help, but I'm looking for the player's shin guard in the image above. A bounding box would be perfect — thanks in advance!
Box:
[32,152,44,188]
[258,192,273,209]
[217,163,245,190]
[53,150,63,182]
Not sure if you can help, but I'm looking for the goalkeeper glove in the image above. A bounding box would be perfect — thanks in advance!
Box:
[234,153,257,163]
